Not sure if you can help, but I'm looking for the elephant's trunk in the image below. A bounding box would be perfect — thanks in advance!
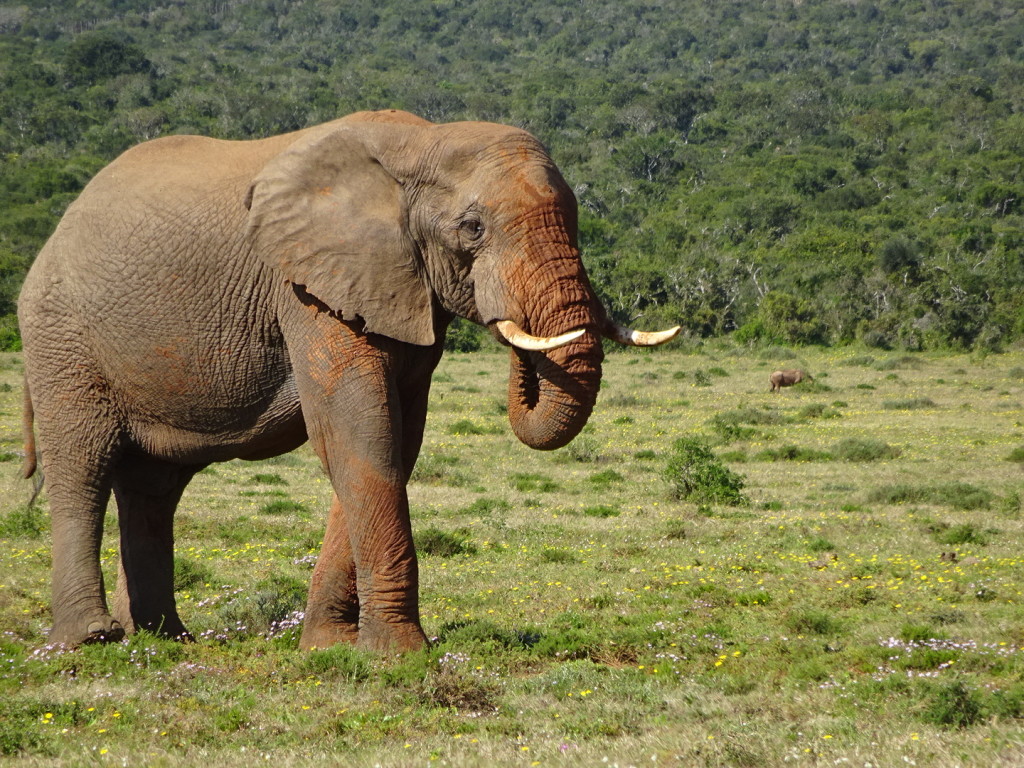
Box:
[505,329,603,451]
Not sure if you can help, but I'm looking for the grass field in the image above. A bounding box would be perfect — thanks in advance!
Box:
[1,341,1023,766]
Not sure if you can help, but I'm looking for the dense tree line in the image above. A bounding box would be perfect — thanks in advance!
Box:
[1,0,1022,351]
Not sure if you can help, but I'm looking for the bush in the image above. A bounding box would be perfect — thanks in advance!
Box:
[219,574,307,634]
[0,504,46,538]
[868,482,993,511]
[920,681,984,729]
[258,499,307,515]
[580,504,620,518]
[754,444,833,462]
[173,557,215,590]
[448,419,502,435]
[882,397,937,410]
[834,437,901,462]
[443,317,487,352]
[665,436,746,506]
[415,526,477,557]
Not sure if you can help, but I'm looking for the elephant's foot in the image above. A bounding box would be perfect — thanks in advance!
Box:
[355,617,428,653]
[299,620,359,650]
[49,613,125,648]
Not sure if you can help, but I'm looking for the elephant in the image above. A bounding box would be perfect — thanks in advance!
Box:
[18,109,678,653]
[769,369,812,392]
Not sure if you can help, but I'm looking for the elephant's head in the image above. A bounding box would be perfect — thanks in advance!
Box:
[246,110,677,450]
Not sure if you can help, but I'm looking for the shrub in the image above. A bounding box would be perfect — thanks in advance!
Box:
[1005,446,1024,463]
[411,453,469,487]
[692,369,712,387]
[796,403,840,420]
[539,548,579,563]
[787,609,842,635]
[868,483,993,511]
[459,497,511,516]
[934,523,988,546]
[415,526,476,557]
[710,406,787,441]
[248,473,287,485]
[220,574,307,634]
[665,437,746,506]
[448,419,501,435]
[566,434,600,462]
[443,317,486,352]
[509,472,559,492]
[580,504,620,518]
[588,469,623,486]
[882,397,937,410]
[920,681,983,728]
[302,644,372,682]
[258,499,307,515]
[173,557,215,590]
[754,444,833,462]
[834,437,901,462]
[0,504,46,538]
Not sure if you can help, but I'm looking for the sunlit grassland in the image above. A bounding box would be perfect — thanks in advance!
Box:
[1,342,1023,767]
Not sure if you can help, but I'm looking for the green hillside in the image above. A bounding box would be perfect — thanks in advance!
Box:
[2,0,1022,350]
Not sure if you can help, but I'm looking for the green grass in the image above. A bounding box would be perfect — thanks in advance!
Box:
[2,346,1024,766]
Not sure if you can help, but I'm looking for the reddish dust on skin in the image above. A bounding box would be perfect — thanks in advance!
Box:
[301,305,384,398]
[302,494,360,649]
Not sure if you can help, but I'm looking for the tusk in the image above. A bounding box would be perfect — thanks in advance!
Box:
[605,323,681,347]
[495,320,586,351]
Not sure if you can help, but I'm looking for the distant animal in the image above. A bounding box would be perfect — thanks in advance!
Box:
[769,369,812,392]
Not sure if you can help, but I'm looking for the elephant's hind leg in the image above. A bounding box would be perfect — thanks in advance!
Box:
[38,425,125,647]
[111,456,197,640]
[300,493,360,649]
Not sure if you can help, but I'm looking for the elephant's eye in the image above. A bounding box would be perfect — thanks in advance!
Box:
[458,218,485,241]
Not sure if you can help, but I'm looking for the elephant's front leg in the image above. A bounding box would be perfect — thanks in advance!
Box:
[342,456,425,652]
[299,493,360,649]
[307,423,425,652]
[290,318,428,653]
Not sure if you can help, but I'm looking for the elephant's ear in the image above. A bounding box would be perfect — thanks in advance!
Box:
[246,122,435,346]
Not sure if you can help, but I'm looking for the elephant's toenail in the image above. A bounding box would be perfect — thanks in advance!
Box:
[87,622,104,634]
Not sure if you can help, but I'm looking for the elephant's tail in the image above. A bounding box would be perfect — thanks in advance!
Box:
[22,375,36,480]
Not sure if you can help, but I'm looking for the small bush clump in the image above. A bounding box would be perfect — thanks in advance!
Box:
[248,473,287,485]
[882,397,937,410]
[459,497,511,516]
[834,437,902,462]
[447,419,502,435]
[754,444,833,462]
[920,681,984,729]
[411,453,468,487]
[934,523,989,546]
[174,557,215,590]
[580,504,620,518]
[0,505,46,538]
[259,499,307,515]
[415,526,477,558]
[1005,446,1024,463]
[868,482,993,511]
[665,436,746,506]
[509,472,559,493]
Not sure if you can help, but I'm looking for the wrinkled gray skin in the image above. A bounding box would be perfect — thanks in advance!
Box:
[769,369,812,392]
[18,110,611,652]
